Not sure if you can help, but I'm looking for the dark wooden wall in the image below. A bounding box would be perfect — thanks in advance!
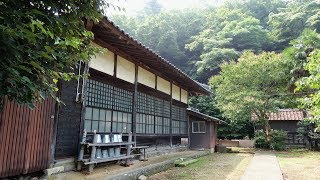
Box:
[54,80,82,159]
[0,97,55,178]
[269,121,299,132]
[135,136,182,146]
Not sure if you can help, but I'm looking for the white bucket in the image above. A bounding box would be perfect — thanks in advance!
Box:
[103,135,110,143]
[102,150,109,158]
[113,134,119,142]
[96,134,102,143]
[118,134,123,142]
[96,148,102,159]
[108,147,115,157]
[115,147,120,157]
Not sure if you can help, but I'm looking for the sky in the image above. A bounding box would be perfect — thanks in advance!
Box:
[106,0,226,16]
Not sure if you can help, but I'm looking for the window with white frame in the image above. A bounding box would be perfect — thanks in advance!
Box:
[192,121,206,133]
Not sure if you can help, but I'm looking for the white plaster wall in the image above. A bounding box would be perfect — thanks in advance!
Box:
[116,56,135,84]
[89,50,114,75]
[181,88,188,104]
[172,84,180,101]
[138,67,155,88]
[157,76,170,95]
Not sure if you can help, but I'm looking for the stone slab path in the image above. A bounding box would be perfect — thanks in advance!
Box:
[241,151,283,180]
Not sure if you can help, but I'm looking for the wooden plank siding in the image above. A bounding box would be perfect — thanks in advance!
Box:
[0,97,55,178]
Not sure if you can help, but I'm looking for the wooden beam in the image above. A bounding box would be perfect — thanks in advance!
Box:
[170,82,173,147]
[132,65,138,146]
[113,53,117,77]
[155,75,157,90]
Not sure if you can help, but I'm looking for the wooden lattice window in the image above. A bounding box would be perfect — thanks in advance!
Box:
[84,107,112,133]
[85,79,133,133]
[136,92,172,135]
[172,105,187,134]
[112,111,132,133]
[86,79,113,109]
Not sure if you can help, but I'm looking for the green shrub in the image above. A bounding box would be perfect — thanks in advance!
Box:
[270,130,287,151]
[254,129,287,150]
[254,130,270,149]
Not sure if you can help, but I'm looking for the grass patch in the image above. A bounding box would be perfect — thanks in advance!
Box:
[276,149,320,180]
[149,153,253,180]
[187,157,207,168]
[177,171,191,179]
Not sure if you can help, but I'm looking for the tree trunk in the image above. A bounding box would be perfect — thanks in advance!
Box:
[264,120,271,143]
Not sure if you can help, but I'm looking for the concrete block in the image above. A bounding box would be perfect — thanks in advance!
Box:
[216,145,227,153]
[44,166,64,176]
[238,140,254,148]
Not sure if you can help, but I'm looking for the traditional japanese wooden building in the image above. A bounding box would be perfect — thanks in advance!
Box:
[53,17,210,161]
[0,17,212,178]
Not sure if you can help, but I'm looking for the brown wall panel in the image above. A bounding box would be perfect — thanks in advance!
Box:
[0,97,55,178]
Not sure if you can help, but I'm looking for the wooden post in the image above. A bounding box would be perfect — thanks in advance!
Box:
[113,53,117,77]
[49,81,62,167]
[170,82,173,147]
[187,114,190,149]
[89,130,98,172]
[77,129,87,170]
[132,65,138,146]
[78,61,89,169]
[125,132,133,166]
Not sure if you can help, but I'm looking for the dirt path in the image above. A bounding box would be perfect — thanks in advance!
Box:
[241,151,283,180]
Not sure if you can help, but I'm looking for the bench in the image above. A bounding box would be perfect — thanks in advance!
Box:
[131,146,149,161]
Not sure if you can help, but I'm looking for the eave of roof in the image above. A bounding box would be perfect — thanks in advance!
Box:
[187,108,226,124]
[251,109,308,121]
[91,17,210,95]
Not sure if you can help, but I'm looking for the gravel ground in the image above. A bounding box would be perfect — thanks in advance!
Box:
[49,150,198,180]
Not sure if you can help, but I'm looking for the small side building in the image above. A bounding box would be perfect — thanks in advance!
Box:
[267,109,305,132]
[253,109,309,146]
[187,108,224,152]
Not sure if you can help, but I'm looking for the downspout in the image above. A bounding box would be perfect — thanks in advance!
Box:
[77,61,89,158]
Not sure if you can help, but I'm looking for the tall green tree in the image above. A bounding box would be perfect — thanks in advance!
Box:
[293,30,320,126]
[226,0,286,29]
[268,0,320,49]
[296,50,320,125]
[124,9,207,74]
[144,0,162,15]
[210,51,292,138]
[0,0,110,108]
[186,8,269,82]
[284,29,320,86]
